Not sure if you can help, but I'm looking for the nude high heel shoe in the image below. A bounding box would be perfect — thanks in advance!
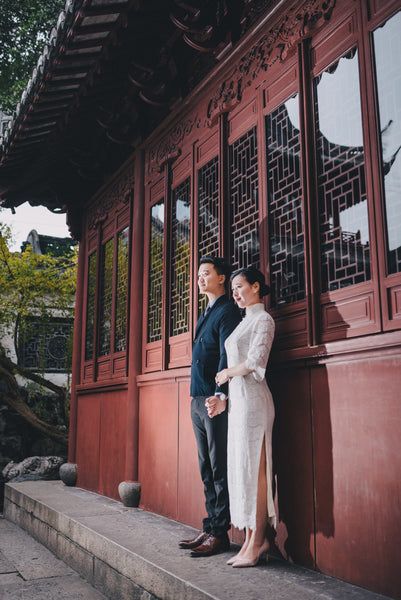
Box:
[232,542,269,568]
[226,554,240,565]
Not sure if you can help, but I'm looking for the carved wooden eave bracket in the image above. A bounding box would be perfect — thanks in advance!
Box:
[86,161,135,232]
[157,148,182,173]
[207,0,336,125]
[149,115,205,172]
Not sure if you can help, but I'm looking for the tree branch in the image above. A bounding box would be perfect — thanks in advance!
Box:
[0,352,66,402]
[0,364,67,444]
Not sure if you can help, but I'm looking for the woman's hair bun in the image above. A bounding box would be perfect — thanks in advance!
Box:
[230,266,270,297]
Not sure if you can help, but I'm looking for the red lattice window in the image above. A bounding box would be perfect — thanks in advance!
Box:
[170,178,191,336]
[266,94,305,307]
[314,48,371,293]
[372,11,401,276]
[84,251,97,361]
[197,156,219,313]
[229,126,260,270]
[115,227,129,352]
[147,200,164,343]
[81,164,132,384]
[98,238,114,356]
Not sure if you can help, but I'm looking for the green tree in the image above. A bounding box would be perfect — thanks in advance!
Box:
[0,0,65,113]
[0,220,76,445]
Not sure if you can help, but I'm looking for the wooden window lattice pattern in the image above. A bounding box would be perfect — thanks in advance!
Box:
[198,156,219,314]
[98,238,114,356]
[170,177,191,336]
[372,11,401,275]
[147,201,164,343]
[115,227,129,352]
[266,96,306,306]
[85,251,97,360]
[314,49,371,293]
[19,318,73,372]
[229,127,260,270]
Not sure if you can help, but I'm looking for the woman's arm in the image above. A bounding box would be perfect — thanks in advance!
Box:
[216,313,275,385]
[215,362,251,385]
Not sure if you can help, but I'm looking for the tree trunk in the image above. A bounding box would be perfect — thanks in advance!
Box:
[0,355,68,445]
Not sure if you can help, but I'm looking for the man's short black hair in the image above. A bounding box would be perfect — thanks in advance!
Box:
[199,256,233,283]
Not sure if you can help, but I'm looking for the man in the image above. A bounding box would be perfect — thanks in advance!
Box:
[179,256,241,557]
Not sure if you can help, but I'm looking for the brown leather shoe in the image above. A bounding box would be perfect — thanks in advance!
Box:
[179,531,209,549]
[190,534,230,557]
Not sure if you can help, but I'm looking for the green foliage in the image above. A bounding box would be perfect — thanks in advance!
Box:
[0,221,77,339]
[0,0,65,113]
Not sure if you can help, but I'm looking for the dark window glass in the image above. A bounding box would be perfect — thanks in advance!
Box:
[229,126,260,270]
[18,318,73,373]
[85,251,97,360]
[266,94,305,306]
[115,227,129,352]
[98,238,114,356]
[373,11,401,274]
[170,178,191,336]
[314,49,371,292]
[147,201,164,343]
[198,156,219,314]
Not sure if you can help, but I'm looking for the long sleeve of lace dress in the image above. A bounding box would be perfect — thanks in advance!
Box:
[244,313,275,382]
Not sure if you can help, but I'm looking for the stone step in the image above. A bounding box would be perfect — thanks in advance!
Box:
[4,481,392,600]
[0,517,107,599]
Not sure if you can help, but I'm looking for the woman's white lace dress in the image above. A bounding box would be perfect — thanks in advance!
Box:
[225,302,276,530]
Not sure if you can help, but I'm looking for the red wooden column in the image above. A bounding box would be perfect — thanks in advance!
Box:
[68,225,85,463]
[124,151,144,481]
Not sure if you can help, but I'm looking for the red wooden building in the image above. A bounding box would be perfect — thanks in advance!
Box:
[1,0,401,597]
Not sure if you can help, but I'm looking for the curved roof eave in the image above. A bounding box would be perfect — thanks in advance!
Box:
[0,0,132,179]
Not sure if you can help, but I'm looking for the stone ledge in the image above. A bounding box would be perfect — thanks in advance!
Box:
[3,481,392,600]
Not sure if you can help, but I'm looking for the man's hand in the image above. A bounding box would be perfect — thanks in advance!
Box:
[205,396,227,418]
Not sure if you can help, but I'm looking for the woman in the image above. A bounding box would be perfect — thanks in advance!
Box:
[214,266,276,568]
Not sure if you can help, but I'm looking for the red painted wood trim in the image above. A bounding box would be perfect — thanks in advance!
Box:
[68,224,85,463]
[256,86,269,292]
[353,0,382,332]
[110,224,118,355]
[76,379,128,394]
[125,151,144,481]
[218,113,229,259]
[189,144,195,346]
[271,329,401,366]
[137,366,190,384]
[93,224,102,382]
[162,164,171,370]
[367,0,401,26]
[192,139,200,335]
[300,38,320,346]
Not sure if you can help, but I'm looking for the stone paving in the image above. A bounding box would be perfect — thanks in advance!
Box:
[0,517,107,600]
[3,481,396,600]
